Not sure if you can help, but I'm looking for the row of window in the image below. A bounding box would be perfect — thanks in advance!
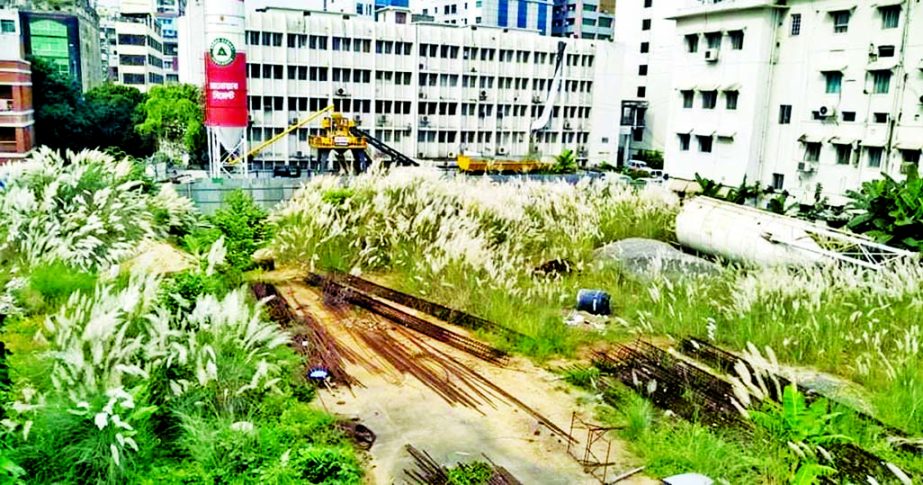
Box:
[685,30,744,53]
[823,70,892,95]
[117,34,162,53]
[681,90,739,110]
[779,104,892,125]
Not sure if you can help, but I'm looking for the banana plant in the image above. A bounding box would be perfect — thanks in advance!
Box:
[846,171,923,251]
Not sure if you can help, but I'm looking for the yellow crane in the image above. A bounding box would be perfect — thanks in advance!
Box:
[227,104,335,166]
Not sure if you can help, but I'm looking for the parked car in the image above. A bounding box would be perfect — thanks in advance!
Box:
[273,165,303,178]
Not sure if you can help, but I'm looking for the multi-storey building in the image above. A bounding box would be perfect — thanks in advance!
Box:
[0,10,34,163]
[0,0,103,92]
[614,0,675,164]
[410,0,552,33]
[664,0,923,206]
[551,0,613,40]
[179,6,619,170]
[109,0,165,91]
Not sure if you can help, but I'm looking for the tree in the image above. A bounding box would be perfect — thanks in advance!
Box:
[29,57,90,151]
[85,83,154,157]
[845,171,923,251]
[551,149,577,174]
[136,84,207,162]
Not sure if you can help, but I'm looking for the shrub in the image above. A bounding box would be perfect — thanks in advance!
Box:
[14,261,97,314]
[446,461,494,485]
[289,446,363,484]
[845,172,923,251]
[184,190,269,272]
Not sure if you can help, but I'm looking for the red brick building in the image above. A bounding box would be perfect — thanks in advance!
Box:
[0,13,34,164]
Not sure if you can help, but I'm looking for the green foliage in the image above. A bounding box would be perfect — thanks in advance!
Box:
[560,366,601,389]
[633,150,664,170]
[750,385,850,446]
[29,59,153,155]
[446,461,495,485]
[29,57,89,152]
[136,84,206,160]
[845,172,923,250]
[693,173,722,198]
[159,270,229,314]
[15,261,97,314]
[551,149,578,174]
[209,190,270,271]
[85,83,155,157]
[724,176,761,205]
[289,447,363,484]
[321,187,355,206]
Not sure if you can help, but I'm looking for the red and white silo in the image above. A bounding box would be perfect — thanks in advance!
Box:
[203,0,249,177]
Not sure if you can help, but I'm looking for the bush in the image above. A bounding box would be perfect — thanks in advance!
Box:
[846,172,923,251]
[289,446,363,484]
[15,261,97,314]
[184,190,269,272]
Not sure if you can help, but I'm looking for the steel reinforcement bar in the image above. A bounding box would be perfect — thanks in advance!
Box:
[307,274,508,365]
[330,272,527,342]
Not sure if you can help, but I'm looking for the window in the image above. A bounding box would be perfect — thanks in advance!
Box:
[881,6,900,29]
[834,144,852,165]
[644,0,652,7]
[640,42,649,53]
[697,135,713,153]
[0,19,15,33]
[678,133,691,151]
[867,147,883,168]
[832,11,850,33]
[729,30,744,50]
[791,13,801,36]
[701,91,717,109]
[637,86,646,98]
[878,45,895,58]
[685,34,698,53]
[824,72,842,94]
[725,91,738,110]
[122,73,145,85]
[902,150,921,166]
[874,112,889,124]
[639,65,648,76]
[705,32,721,49]
[779,105,792,124]
[804,142,821,162]
[633,129,644,142]
[772,173,784,191]
[842,111,856,122]
[872,70,891,94]
[642,19,651,31]
[682,90,694,108]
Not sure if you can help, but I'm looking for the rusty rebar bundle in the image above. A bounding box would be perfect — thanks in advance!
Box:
[403,445,523,485]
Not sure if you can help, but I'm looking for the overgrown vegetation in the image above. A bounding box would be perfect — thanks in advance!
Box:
[846,171,923,251]
[0,150,362,484]
[270,170,923,480]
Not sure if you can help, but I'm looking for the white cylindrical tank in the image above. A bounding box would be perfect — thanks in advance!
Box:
[204,0,247,151]
[676,197,826,267]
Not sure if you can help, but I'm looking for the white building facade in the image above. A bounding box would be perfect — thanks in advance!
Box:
[179,6,620,169]
[664,0,923,205]
[614,0,675,163]
[102,0,166,91]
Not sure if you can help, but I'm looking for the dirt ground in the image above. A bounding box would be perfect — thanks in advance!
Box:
[280,281,657,485]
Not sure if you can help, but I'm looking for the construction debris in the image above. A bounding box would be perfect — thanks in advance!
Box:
[323,272,526,341]
[307,273,508,365]
[403,445,523,485]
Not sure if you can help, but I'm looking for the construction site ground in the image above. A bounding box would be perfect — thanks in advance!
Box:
[278,279,656,485]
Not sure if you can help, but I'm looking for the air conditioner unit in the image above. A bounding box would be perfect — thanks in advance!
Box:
[797,161,817,173]
[335,87,348,96]
[497,147,508,155]
[354,115,362,124]
[563,120,572,130]
[817,105,836,118]
[704,49,719,62]
[419,91,427,99]
[479,90,487,100]
[447,151,456,158]
[377,115,388,125]
[532,95,542,103]
[290,118,298,124]
[418,151,425,158]
[577,145,587,155]
[295,151,304,158]
[470,67,477,73]
[420,116,430,124]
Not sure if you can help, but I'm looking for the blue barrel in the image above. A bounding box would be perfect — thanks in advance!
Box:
[576,289,611,315]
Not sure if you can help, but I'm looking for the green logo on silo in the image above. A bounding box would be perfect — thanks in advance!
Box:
[209,38,236,66]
